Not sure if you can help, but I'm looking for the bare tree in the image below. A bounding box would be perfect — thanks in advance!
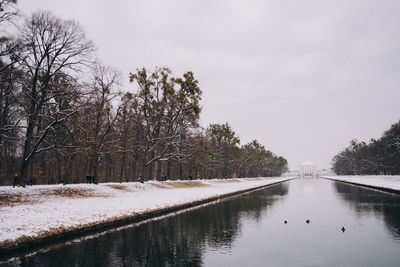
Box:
[12,10,95,184]
[0,1,20,182]
[0,62,21,178]
[0,0,19,73]
[0,0,17,25]
[82,64,121,183]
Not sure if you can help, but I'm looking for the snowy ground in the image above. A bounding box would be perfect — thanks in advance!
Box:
[322,175,400,192]
[0,177,293,246]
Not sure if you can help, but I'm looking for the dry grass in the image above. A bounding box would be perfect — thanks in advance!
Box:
[214,179,241,183]
[0,188,108,208]
[151,183,170,189]
[49,188,108,198]
[150,181,210,189]
[106,184,130,191]
[166,181,209,188]
[0,194,33,207]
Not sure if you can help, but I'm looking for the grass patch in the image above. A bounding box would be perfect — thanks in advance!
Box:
[50,188,108,198]
[151,184,170,189]
[166,181,209,188]
[0,188,108,208]
[106,184,130,191]
[214,179,241,183]
[0,194,33,207]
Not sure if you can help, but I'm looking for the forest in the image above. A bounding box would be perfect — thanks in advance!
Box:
[332,120,400,175]
[0,1,288,185]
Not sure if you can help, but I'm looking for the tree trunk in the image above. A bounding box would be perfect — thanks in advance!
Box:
[19,119,34,185]
[167,160,171,180]
[64,154,75,185]
[119,152,126,182]
[179,162,183,180]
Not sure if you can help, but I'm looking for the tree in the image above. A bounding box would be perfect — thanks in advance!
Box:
[332,120,400,175]
[382,120,400,174]
[114,92,136,182]
[206,123,240,178]
[0,0,19,73]
[239,140,288,177]
[82,64,121,183]
[0,62,21,176]
[13,10,95,184]
[0,1,21,181]
[129,67,202,181]
[0,0,17,25]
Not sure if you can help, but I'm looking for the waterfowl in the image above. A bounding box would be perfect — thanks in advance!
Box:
[341,227,345,232]
[306,219,310,224]
[284,220,287,224]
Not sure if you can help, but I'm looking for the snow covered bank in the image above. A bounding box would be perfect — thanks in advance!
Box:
[0,177,293,249]
[322,175,400,193]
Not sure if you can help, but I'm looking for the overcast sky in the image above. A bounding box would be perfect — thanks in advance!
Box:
[19,0,400,170]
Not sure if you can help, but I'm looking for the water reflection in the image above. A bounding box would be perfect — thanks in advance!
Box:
[333,182,400,240]
[3,182,288,267]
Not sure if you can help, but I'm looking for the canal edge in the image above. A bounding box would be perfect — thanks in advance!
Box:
[321,176,400,195]
[0,177,295,259]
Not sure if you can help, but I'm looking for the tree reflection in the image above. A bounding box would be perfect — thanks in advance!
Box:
[333,182,400,239]
[11,183,288,267]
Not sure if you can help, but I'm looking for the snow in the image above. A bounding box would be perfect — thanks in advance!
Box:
[322,175,400,191]
[0,177,293,245]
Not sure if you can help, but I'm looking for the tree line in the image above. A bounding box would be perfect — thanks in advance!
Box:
[332,120,400,175]
[0,2,288,185]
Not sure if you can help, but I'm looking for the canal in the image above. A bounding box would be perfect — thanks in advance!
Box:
[2,178,400,266]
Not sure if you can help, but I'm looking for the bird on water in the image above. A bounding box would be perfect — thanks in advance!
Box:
[284,220,287,224]
[341,227,345,232]
[306,219,310,224]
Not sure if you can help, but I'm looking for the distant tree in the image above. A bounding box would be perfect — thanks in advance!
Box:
[206,123,240,178]
[381,120,400,174]
[332,120,400,175]
[239,140,287,177]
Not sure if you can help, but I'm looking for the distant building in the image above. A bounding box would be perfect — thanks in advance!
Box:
[300,161,317,178]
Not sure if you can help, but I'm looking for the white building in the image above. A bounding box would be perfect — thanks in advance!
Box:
[300,161,317,178]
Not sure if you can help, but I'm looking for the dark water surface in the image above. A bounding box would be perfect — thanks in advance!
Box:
[2,178,400,266]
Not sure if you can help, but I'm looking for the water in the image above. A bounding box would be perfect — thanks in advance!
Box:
[2,178,400,266]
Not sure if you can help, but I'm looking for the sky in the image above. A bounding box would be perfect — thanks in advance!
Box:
[19,0,400,170]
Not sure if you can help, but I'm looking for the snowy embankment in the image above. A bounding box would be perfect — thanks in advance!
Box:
[0,177,292,247]
[322,175,400,192]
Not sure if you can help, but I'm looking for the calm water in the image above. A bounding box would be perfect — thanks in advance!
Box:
[2,178,400,266]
